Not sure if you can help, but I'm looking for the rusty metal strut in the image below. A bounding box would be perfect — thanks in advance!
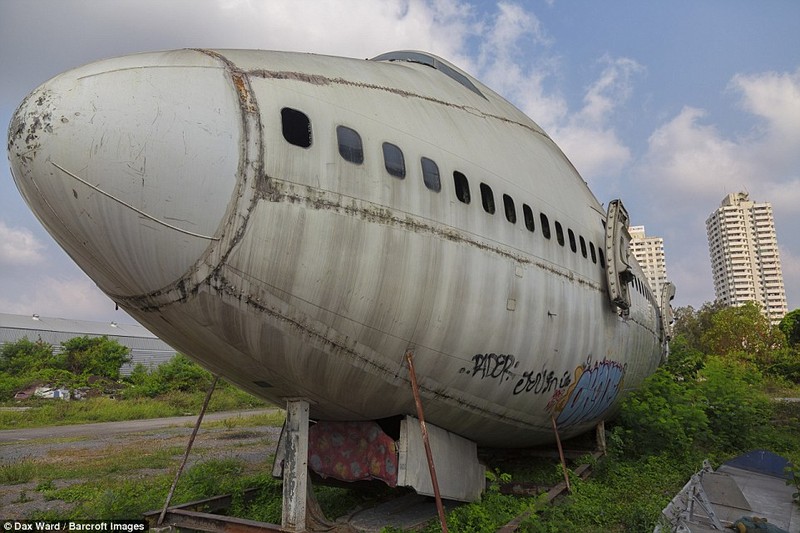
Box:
[551,414,571,494]
[405,350,449,533]
[158,374,220,526]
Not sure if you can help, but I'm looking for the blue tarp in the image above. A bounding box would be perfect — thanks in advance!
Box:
[723,449,793,480]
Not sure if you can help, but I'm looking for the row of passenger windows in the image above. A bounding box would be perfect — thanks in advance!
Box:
[280,106,608,270]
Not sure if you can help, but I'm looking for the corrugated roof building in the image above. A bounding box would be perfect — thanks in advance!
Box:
[0,312,176,374]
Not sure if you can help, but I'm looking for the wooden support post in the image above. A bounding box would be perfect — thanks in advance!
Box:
[281,399,310,532]
[551,414,571,494]
[406,350,449,533]
[596,420,607,454]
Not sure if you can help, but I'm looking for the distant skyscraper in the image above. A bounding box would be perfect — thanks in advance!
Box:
[705,192,787,324]
[629,225,669,305]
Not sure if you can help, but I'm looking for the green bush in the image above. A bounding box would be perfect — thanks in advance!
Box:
[61,336,131,380]
[123,354,214,398]
[697,356,772,450]
[0,337,59,374]
[662,334,705,380]
[765,348,800,383]
[0,337,132,401]
[616,368,708,456]
[424,471,540,533]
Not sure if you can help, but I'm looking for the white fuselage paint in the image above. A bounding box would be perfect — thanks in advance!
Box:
[8,49,664,447]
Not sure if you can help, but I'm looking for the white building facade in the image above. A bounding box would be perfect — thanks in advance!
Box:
[629,225,669,306]
[705,192,788,324]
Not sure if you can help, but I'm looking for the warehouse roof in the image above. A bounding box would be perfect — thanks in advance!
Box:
[0,312,176,372]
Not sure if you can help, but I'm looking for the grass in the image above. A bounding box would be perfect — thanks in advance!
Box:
[203,409,286,430]
[1,408,285,521]
[0,460,39,484]
[36,460,250,520]
[0,388,267,430]
[3,366,797,528]
[7,399,799,527]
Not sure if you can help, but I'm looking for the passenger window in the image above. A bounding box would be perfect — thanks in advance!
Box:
[540,213,551,239]
[281,108,312,148]
[579,236,587,258]
[480,183,495,214]
[337,126,363,164]
[598,247,606,268]
[453,171,470,203]
[568,229,577,253]
[555,221,565,246]
[421,157,441,192]
[382,142,405,178]
[523,204,535,232]
[590,242,597,263]
[503,194,516,224]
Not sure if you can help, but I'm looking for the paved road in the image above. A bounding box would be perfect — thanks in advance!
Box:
[0,408,279,442]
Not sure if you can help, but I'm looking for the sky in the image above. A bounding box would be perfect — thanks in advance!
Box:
[1,0,799,325]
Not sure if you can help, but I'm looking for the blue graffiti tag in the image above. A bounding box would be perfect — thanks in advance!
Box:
[547,358,626,427]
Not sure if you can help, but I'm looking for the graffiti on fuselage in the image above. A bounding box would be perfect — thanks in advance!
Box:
[546,357,626,428]
[512,367,572,396]
[459,353,519,384]
[459,354,572,395]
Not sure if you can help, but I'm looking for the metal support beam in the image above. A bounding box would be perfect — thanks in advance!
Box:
[158,375,219,526]
[551,414,571,494]
[281,398,310,532]
[405,350,449,533]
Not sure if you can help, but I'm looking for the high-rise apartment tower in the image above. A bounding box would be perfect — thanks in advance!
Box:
[629,226,669,306]
[705,192,787,324]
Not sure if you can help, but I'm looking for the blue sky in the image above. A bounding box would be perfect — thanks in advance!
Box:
[1,0,799,324]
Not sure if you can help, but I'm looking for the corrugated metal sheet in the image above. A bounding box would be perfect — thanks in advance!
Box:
[0,312,176,374]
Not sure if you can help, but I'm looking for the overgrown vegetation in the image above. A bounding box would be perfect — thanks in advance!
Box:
[2,303,799,529]
[0,338,264,429]
[416,302,800,532]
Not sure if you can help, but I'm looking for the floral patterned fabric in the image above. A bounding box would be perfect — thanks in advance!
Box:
[308,420,398,486]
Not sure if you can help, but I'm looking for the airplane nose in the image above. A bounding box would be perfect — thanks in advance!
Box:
[7,50,242,297]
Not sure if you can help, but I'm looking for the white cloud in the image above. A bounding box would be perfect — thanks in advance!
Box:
[466,0,639,185]
[640,68,800,205]
[0,221,45,265]
[194,0,476,61]
[547,56,643,182]
[731,68,800,142]
[635,68,800,310]
[472,1,565,129]
[640,106,747,202]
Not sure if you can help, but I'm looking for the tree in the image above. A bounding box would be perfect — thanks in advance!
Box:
[0,337,59,374]
[779,309,800,347]
[672,301,724,353]
[61,336,131,380]
[700,302,785,366]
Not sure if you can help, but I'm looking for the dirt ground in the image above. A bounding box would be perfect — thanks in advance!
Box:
[0,409,282,519]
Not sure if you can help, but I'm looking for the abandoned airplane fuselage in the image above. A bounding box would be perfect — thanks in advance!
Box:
[8,49,669,448]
